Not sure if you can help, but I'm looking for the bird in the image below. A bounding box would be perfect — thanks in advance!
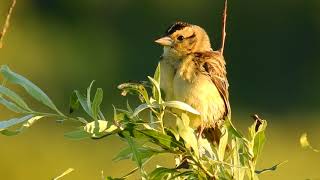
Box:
[155,21,230,143]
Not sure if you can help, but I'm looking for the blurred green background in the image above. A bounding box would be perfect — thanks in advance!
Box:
[1,0,320,179]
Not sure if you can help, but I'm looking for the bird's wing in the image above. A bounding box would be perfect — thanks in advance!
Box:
[194,51,231,118]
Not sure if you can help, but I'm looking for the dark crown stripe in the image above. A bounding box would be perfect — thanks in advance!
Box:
[165,21,190,35]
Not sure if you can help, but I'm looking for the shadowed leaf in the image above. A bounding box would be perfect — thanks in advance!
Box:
[0,85,31,111]
[0,65,63,115]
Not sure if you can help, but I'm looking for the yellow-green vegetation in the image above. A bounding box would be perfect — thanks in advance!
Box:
[0,64,285,179]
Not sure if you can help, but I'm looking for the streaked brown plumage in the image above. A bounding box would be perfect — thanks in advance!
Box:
[155,22,230,140]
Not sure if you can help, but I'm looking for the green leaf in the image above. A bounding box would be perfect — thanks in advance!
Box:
[0,85,31,111]
[0,96,28,113]
[138,129,184,151]
[86,80,95,115]
[113,145,162,163]
[0,65,63,115]
[92,88,103,120]
[300,133,319,152]
[64,130,90,140]
[163,101,200,115]
[74,90,93,118]
[226,119,243,139]
[132,103,159,117]
[122,131,143,168]
[69,91,79,113]
[53,168,74,180]
[0,115,33,131]
[148,167,179,180]
[255,160,288,174]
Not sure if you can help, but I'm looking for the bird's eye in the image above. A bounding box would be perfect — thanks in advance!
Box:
[177,35,184,41]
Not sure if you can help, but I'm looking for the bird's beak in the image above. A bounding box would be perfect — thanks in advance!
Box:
[155,36,173,47]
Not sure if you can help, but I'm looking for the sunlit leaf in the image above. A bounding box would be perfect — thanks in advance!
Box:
[148,76,161,103]
[164,101,200,115]
[198,137,214,158]
[218,126,228,161]
[153,63,161,86]
[252,120,267,159]
[176,113,199,157]
[1,116,43,136]
[84,120,108,134]
[255,160,288,174]
[0,65,63,115]
[53,168,74,180]
[0,85,31,111]
[152,63,161,103]
[300,133,319,152]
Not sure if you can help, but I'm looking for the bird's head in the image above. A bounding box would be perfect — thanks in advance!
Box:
[155,21,212,58]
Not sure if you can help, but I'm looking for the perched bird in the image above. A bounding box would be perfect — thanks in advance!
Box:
[155,21,230,142]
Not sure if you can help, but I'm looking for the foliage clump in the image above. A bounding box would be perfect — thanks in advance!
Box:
[0,64,280,179]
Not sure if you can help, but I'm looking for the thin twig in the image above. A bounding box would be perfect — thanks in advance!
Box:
[0,0,16,48]
[219,0,227,55]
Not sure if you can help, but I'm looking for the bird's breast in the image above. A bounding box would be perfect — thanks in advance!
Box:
[173,71,226,127]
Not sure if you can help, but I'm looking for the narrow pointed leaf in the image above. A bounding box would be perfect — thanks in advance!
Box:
[218,126,229,161]
[132,103,159,117]
[0,97,28,113]
[122,131,143,168]
[163,101,200,115]
[69,91,79,114]
[86,80,95,115]
[0,85,31,111]
[0,65,63,115]
[74,90,93,118]
[148,76,162,103]
[92,88,103,120]
[253,120,267,159]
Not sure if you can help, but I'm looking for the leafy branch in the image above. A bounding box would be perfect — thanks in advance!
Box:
[0,64,283,179]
